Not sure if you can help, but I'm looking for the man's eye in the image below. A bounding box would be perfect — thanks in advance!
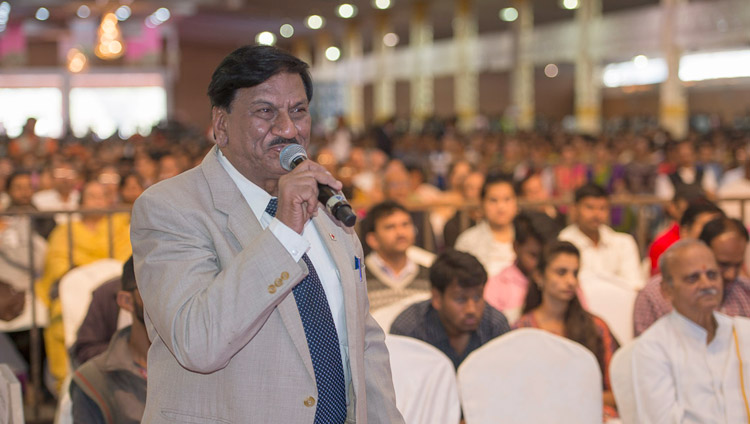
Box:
[706,270,720,280]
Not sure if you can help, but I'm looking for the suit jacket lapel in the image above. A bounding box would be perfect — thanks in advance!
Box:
[201,146,316,380]
[312,210,362,389]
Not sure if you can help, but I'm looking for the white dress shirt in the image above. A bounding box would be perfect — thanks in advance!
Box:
[454,220,515,278]
[632,310,750,424]
[654,167,718,200]
[559,224,644,291]
[217,149,351,399]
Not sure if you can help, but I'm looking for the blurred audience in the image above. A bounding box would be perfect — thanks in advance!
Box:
[484,211,562,322]
[36,180,133,392]
[455,173,518,278]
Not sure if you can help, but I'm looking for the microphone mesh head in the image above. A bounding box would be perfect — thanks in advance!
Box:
[279,144,307,171]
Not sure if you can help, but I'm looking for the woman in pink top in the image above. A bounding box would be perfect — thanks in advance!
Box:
[484,211,562,315]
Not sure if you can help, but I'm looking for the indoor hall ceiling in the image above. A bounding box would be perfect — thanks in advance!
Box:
[5,0,662,53]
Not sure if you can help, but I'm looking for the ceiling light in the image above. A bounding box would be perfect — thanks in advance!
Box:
[305,15,324,30]
[76,5,90,19]
[154,7,170,22]
[337,4,357,19]
[499,7,518,22]
[280,23,294,38]
[544,64,559,78]
[256,31,276,46]
[561,0,579,10]
[35,7,50,21]
[373,0,391,10]
[325,46,341,61]
[115,5,131,21]
[383,32,399,47]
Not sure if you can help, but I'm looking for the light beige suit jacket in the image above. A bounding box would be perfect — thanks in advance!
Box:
[130,147,403,423]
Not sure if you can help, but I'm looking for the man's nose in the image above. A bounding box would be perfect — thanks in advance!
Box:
[272,112,297,139]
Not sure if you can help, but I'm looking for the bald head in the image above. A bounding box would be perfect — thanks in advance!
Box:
[659,239,712,286]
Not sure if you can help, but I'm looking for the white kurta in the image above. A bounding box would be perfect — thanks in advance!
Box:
[632,310,750,424]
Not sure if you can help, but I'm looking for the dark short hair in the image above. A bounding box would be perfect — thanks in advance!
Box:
[207,45,312,112]
[5,170,31,192]
[121,256,136,292]
[699,216,750,245]
[679,200,723,228]
[536,240,580,274]
[362,201,411,235]
[514,211,562,246]
[481,172,514,200]
[429,249,488,293]
[574,183,608,203]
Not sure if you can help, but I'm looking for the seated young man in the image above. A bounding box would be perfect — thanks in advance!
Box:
[559,183,643,291]
[70,257,148,424]
[390,249,510,369]
[363,201,433,310]
[483,211,562,321]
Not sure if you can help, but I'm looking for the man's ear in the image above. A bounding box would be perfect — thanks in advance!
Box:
[365,232,379,251]
[431,287,442,311]
[211,106,229,148]
[116,290,134,313]
[660,279,674,302]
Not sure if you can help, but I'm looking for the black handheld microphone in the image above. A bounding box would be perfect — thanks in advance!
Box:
[279,144,357,227]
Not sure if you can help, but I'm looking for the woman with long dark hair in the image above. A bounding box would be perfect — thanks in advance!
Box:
[514,240,619,419]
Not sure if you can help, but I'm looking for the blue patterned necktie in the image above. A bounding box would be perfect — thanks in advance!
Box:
[265,198,347,423]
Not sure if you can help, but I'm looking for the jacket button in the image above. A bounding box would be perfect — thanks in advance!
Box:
[274,278,283,287]
[281,271,289,280]
[267,285,276,294]
[304,396,316,407]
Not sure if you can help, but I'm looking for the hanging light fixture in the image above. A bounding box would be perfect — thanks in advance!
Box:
[95,12,125,60]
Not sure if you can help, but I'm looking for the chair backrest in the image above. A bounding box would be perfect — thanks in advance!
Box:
[580,278,638,344]
[59,259,124,349]
[371,292,431,332]
[0,363,25,424]
[384,335,460,424]
[609,341,637,424]
[457,328,602,424]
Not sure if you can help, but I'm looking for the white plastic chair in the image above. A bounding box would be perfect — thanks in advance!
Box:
[609,341,637,424]
[457,328,602,424]
[0,363,24,424]
[58,259,125,349]
[385,335,460,424]
[580,278,638,344]
[371,292,431,332]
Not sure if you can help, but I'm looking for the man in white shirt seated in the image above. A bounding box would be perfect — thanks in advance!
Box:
[32,161,81,225]
[362,201,434,310]
[559,183,644,291]
[655,140,718,200]
[632,239,750,423]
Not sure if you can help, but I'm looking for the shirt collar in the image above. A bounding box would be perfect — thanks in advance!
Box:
[216,148,272,222]
[670,309,733,346]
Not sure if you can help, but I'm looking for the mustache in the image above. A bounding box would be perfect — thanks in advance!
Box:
[269,137,299,147]
[699,288,719,296]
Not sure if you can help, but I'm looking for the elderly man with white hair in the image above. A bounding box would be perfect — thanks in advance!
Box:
[632,239,750,423]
